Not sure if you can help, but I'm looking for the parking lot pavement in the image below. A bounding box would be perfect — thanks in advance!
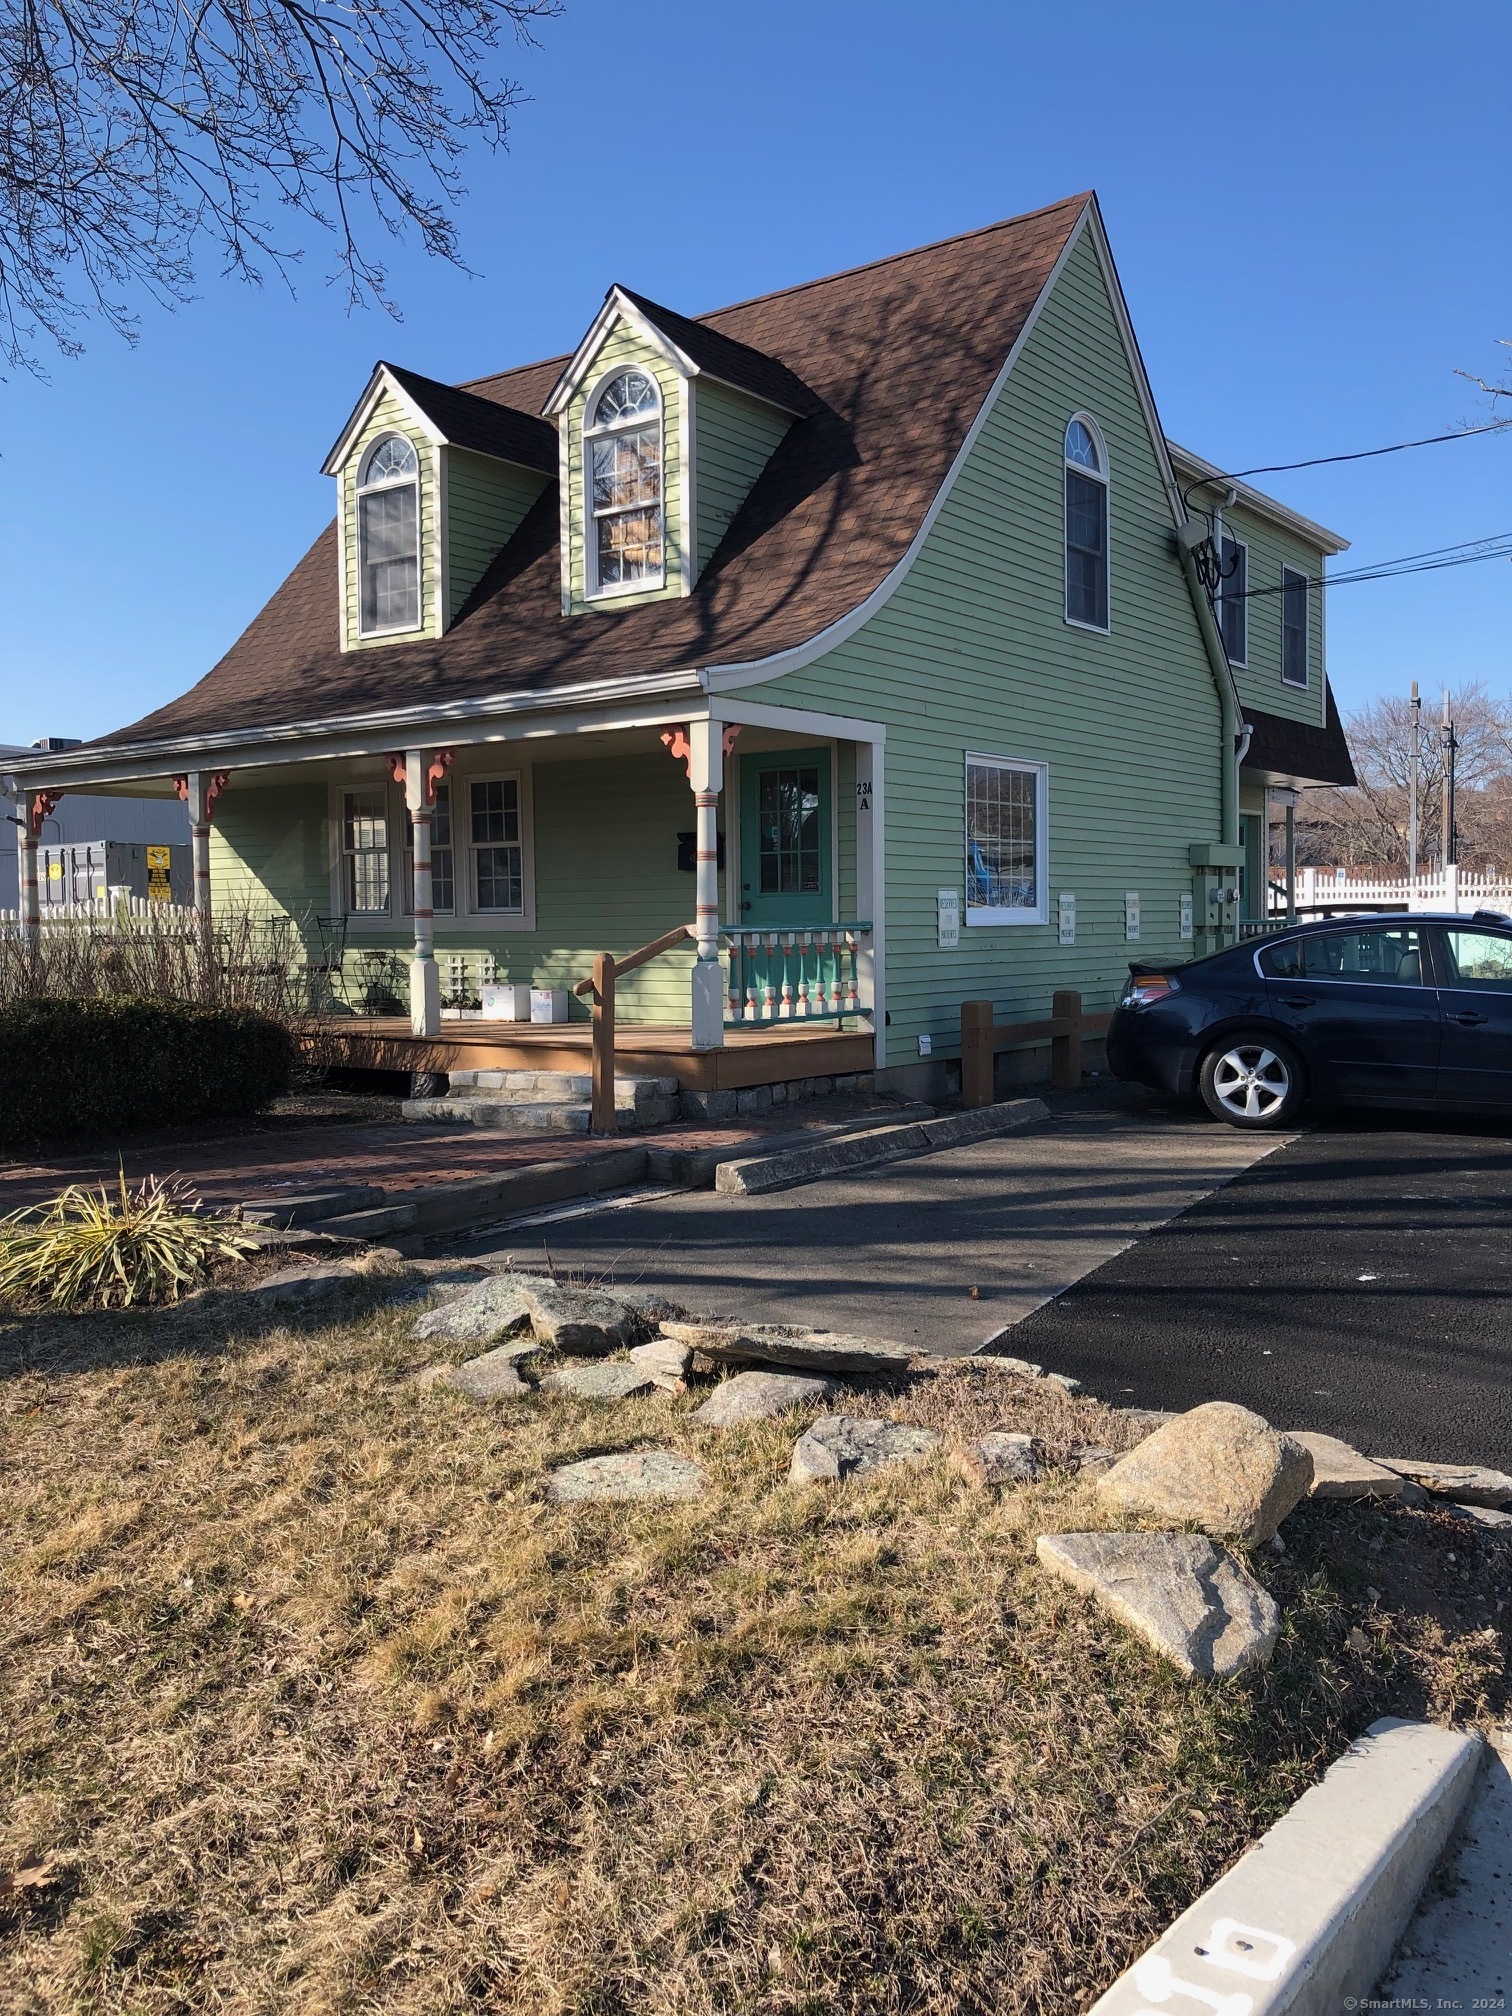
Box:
[1009,1108,1512,1472]
[455,1089,1286,1357]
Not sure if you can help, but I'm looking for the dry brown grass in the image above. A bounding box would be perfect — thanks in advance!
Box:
[2,1293,1508,2015]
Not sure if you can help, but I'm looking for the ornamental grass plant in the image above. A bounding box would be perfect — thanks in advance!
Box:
[0,1171,257,1310]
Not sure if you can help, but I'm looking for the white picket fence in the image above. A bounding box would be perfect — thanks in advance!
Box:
[0,895,196,931]
[1287,866,1512,915]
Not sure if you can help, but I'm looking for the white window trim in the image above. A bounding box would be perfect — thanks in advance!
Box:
[355,432,425,640]
[1281,565,1310,688]
[583,365,667,602]
[329,761,536,933]
[964,752,1049,927]
[1063,411,1111,636]
[1219,534,1249,668]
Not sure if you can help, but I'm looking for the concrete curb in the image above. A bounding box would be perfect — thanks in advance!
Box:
[715,1097,1049,1196]
[317,1147,651,1244]
[1086,1716,1483,2015]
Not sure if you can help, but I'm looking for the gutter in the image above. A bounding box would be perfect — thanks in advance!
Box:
[1175,520,1246,848]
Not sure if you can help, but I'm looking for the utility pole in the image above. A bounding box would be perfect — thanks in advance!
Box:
[1407,681,1421,879]
[1440,689,1458,871]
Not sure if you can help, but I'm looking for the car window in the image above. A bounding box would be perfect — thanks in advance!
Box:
[1260,925,1425,985]
[1440,928,1512,991]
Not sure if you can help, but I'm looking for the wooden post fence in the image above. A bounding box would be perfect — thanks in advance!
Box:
[958,990,1110,1108]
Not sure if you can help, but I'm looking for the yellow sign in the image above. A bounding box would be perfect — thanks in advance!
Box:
[146,844,173,904]
[146,845,170,871]
[47,861,62,880]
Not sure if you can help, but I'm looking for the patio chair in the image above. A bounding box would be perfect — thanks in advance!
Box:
[309,913,351,1012]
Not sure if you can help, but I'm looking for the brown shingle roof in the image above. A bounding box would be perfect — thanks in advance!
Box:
[615,290,819,417]
[98,193,1092,753]
[382,364,558,473]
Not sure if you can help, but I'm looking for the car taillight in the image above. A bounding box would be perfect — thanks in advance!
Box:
[1122,975,1180,1008]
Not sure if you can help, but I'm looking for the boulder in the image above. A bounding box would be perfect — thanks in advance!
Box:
[969,1352,1045,1377]
[627,1337,695,1392]
[538,1361,657,1403]
[661,1320,914,1375]
[521,1280,641,1355]
[247,1261,368,1306]
[1036,1530,1281,1680]
[692,1370,836,1428]
[441,1346,532,1401]
[1118,1408,1180,1438]
[1095,1402,1313,1546]
[959,1432,1047,1487]
[1069,1443,1119,1477]
[1373,1459,1512,1509]
[1289,1431,1404,1500]
[613,1288,687,1328]
[1043,1371,1084,1395]
[412,1271,552,1345]
[543,1451,707,1504]
[789,1414,941,1486]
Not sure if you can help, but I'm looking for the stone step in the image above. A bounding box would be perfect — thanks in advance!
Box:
[402,1091,679,1134]
[446,1069,678,1101]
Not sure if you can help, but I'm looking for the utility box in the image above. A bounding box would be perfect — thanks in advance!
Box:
[39,840,190,908]
[530,988,570,1024]
[1187,844,1243,952]
[479,982,533,1020]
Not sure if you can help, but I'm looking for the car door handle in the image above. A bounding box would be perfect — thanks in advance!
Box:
[1280,996,1313,1010]
[1452,1010,1489,1026]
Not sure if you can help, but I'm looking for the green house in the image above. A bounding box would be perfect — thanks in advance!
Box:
[7,192,1352,1101]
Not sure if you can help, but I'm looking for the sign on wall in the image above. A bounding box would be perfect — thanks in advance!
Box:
[937,888,960,949]
[146,845,172,904]
[1058,892,1076,946]
[1124,891,1141,942]
[1179,893,1194,941]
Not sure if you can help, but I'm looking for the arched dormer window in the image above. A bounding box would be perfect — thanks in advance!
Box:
[357,433,421,635]
[585,369,663,595]
[1064,415,1109,631]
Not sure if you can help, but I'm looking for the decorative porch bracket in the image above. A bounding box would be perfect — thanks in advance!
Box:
[15,788,64,945]
[662,720,739,1050]
[173,770,231,941]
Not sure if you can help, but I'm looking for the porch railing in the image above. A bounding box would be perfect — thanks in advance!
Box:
[721,922,873,1027]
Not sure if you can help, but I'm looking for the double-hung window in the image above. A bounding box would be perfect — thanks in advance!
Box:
[343,789,391,914]
[1281,566,1309,686]
[965,754,1048,925]
[471,777,523,913]
[356,435,421,635]
[585,371,663,594]
[1219,535,1248,665]
[1064,416,1109,630]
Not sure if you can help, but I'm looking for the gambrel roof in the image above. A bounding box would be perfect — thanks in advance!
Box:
[100,194,1095,752]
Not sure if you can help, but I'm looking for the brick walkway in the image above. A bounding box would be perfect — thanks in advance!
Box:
[1,1097,897,1214]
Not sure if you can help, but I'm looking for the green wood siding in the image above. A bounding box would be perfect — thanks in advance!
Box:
[1208,498,1328,727]
[337,391,442,651]
[444,449,549,622]
[563,319,686,612]
[694,379,792,572]
[209,753,717,1022]
[740,225,1224,1061]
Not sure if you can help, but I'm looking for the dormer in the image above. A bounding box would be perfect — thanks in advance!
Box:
[543,287,812,615]
[323,362,556,652]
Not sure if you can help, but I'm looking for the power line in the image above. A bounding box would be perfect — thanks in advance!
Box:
[1230,533,1512,601]
[1180,418,1512,509]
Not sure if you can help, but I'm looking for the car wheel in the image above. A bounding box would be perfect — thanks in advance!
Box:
[1198,1031,1305,1129]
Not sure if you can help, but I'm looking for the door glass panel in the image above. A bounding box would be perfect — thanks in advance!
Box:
[757,766,821,895]
[1440,929,1512,990]
[1262,926,1424,983]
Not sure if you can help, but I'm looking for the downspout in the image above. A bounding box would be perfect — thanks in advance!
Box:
[1175,518,1246,848]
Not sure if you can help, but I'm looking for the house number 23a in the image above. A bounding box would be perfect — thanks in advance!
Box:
[856,780,872,812]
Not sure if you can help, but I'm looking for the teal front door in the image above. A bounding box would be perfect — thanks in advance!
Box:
[738,747,833,927]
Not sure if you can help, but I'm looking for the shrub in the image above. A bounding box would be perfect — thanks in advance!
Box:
[0,997,294,1148]
[0,1173,257,1309]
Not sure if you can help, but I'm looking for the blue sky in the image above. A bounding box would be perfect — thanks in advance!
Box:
[2,0,1507,743]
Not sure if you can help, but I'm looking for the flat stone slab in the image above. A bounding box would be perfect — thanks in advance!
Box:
[662,1320,914,1375]
[1442,1502,1512,1536]
[543,1451,707,1504]
[969,1350,1046,1377]
[1290,1430,1405,1500]
[1096,1401,1314,1546]
[440,1345,532,1400]
[537,1361,657,1403]
[1374,1459,1512,1508]
[1036,1530,1281,1680]
[691,1369,836,1428]
[523,1280,642,1355]
[627,1337,693,1391]
[960,1431,1046,1487]
[789,1414,942,1485]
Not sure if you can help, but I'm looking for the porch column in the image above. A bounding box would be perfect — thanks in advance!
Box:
[686,720,726,1050]
[17,800,41,947]
[403,750,442,1038]
[854,737,886,1068]
[176,771,230,946]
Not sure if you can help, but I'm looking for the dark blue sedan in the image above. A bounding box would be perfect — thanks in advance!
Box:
[1105,911,1512,1128]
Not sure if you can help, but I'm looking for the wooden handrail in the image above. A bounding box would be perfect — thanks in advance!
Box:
[960,991,1113,1107]
[573,923,696,1135]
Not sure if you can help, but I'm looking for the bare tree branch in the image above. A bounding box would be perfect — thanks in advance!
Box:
[0,0,559,373]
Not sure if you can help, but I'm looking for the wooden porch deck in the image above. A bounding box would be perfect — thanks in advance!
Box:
[311,1018,875,1092]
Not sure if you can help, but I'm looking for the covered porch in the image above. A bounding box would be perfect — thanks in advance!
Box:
[4,697,886,1090]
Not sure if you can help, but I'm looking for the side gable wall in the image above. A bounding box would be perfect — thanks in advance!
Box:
[740,225,1225,1057]
[445,449,550,623]
[1204,497,1328,729]
[695,381,793,573]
